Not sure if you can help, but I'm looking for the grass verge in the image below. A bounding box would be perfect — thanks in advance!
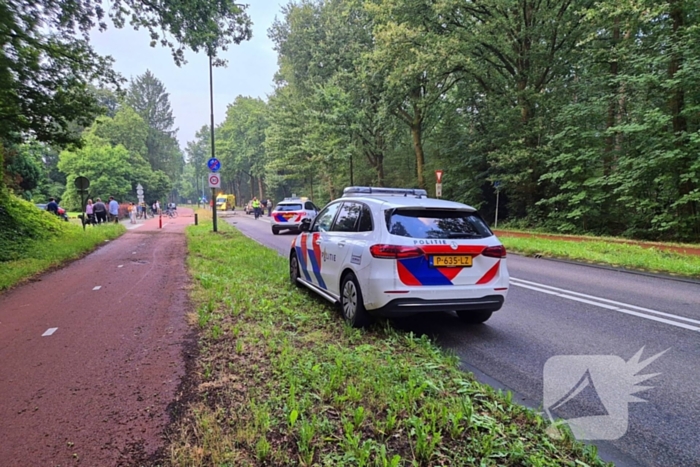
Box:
[167,220,609,466]
[0,223,125,291]
[501,236,700,278]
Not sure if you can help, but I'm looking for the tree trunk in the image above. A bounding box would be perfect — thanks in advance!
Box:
[410,102,425,189]
[604,21,620,176]
[257,177,264,200]
[669,0,686,137]
[375,132,385,187]
[668,0,696,233]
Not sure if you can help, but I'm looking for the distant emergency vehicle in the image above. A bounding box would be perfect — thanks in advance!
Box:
[216,194,236,211]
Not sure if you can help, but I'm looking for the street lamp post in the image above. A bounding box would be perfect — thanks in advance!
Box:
[209,54,218,233]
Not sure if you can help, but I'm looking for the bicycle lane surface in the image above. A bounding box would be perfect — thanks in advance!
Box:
[0,209,195,466]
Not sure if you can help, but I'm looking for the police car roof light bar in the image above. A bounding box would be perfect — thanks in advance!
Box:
[343,186,428,197]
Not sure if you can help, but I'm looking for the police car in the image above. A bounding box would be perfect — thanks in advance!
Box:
[271,197,320,235]
[288,187,509,327]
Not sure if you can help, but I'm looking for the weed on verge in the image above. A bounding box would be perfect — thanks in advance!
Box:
[170,221,610,466]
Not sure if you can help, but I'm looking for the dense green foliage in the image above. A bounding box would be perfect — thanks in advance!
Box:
[0,0,251,214]
[0,185,64,262]
[185,0,699,241]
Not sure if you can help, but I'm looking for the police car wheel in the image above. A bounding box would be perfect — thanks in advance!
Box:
[289,251,302,287]
[340,273,371,328]
[456,310,492,324]
[272,227,279,235]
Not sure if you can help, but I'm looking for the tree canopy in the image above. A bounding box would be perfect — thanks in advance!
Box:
[182,0,699,242]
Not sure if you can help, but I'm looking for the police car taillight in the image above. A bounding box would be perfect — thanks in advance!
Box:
[482,245,506,258]
[370,244,424,259]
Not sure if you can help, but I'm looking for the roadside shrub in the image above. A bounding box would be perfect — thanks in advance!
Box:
[0,190,66,261]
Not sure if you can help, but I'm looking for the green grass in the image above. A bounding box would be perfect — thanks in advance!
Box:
[0,223,125,291]
[501,236,700,278]
[168,220,610,467]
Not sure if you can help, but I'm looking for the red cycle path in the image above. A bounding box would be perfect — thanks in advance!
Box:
[0,210,194,466]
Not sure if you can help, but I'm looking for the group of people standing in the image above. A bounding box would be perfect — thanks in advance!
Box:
[84,197,120,224]
[251,197,273,219]
[84,198,161,225]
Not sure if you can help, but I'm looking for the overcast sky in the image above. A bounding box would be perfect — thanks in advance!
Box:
[89,1,283,150]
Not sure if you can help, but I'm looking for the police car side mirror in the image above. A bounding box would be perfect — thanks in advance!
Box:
[300,218,311,232]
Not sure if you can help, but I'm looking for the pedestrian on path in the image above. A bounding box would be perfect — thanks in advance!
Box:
[108,197,119,223]
[93,198,107,224]
[85,199,94,225]
[267,199,273,217]
[129,203,137,224]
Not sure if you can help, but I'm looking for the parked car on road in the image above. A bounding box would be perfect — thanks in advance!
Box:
[288,186,509,327]
[271,197,319,235]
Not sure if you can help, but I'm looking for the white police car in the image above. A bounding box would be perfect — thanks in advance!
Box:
[271,197,320,235]
[288,187,509,327]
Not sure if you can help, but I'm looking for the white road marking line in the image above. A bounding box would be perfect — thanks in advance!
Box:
[126,224,144,230]
[132,252,136,254]
[118,265,123,268]
[510,277,700,332]
[42,328,58,337]
[92,286,101,291]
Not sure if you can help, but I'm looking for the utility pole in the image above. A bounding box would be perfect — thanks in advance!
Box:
[209,54,218,233]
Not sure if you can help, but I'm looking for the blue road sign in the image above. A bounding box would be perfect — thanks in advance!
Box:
[494,180,501,188]
[207,158,221,172]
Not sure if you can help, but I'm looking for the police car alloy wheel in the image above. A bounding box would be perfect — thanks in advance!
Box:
[290,251,301,287]
[340,273,371,328]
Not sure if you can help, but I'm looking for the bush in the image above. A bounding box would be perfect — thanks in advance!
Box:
[0,190,66,261]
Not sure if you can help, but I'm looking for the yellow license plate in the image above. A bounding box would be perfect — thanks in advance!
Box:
[431,255,473,267]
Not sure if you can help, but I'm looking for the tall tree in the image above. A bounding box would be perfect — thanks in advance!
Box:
[126,70,184,181]
[0,0,251,194]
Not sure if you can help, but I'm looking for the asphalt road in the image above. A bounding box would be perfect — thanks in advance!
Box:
[225,211,700,467]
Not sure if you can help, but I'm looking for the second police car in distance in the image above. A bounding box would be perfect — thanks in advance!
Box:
[289,187,509,327]
[271,197,319,235]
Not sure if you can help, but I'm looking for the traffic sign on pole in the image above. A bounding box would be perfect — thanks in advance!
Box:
[436,183,443,198]
[208,173,221,188]
[435,170,444,184]
[207,158,221,172]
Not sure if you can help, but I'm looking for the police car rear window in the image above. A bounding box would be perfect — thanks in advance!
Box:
[275,203,302,212]
[386,209,492,239]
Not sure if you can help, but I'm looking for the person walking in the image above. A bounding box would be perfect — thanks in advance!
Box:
[85,199,94,225]
[128,203,137,224]
[252,197,261,219]
[266,198,273,217]
[93,198,107,224]
[108,196,119,223]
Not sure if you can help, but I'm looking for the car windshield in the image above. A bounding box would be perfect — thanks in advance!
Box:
[275,203,302,212]
[386,209,492,239]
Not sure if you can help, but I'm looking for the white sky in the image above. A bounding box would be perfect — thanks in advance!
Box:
[89,1,283,149]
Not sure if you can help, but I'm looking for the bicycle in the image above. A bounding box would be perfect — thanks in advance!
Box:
[163,208,178,218]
